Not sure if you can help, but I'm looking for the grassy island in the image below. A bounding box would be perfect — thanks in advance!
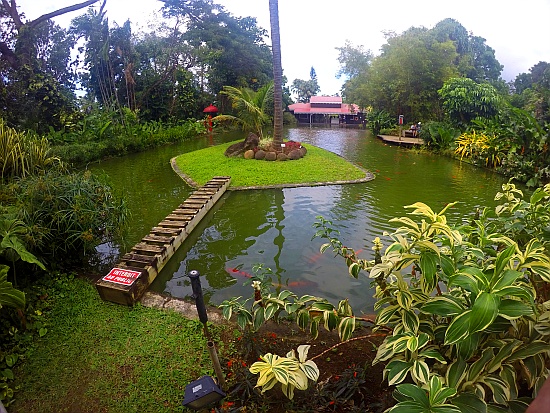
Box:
[172,141,372,188]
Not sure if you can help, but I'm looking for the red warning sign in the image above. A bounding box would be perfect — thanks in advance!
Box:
[103,268,141,286]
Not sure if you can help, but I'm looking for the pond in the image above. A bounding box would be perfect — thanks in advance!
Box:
[90,127,508,314]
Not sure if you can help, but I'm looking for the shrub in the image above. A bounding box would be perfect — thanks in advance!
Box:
[0,170,129,266]
[313,182,550,411]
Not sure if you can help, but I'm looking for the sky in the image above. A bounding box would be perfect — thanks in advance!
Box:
[18,0,550,96]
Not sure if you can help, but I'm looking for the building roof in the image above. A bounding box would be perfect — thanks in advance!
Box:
[288,101,360,115]
[310,96,342,105]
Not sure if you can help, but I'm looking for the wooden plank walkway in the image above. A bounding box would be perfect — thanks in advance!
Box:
[377,134,424,146]
[96,176,231,305]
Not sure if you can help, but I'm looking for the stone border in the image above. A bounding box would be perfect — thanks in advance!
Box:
[170,156,375,191]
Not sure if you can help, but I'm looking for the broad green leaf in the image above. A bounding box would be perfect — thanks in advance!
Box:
[492,245,516,283]
[412,359,430,384]
[498,299,533,320]
[486,340,521,373]
[456,332,480,360]
[446,359,467,388]
[337,299,353,317]
[451,392,487,413]
[297,309,309,330]
[236,310,252,330]
[468,348,494,382]
[377,304,400,325]
[493,285,534,301]
[402,309,420,333]
[439,255,456,277]
[450,274,479,295]
[323,310,338,331]
[445,311,471,345]
[507,341,550,362]
[469,292,499,334]
[491,269,522,292]
[386,360,412,385]
[300,359,319,382]
[388,401,426,413]
[483,376,510,404]
[460,267,489,289]
[420,348,446,364]
[432,387,457,406]
[431,405,462,413]
[422,296,464,316]
[395,383,430,407]
[338,316,355,341]
[264,302,279,321]
[310,302,334,312]
[253,307,265,331]
[0,265,25,309]
[420,251,439,293]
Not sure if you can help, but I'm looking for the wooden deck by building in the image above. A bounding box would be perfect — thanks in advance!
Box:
[96,176,231,305]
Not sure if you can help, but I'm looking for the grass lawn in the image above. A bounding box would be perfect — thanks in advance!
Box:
[173,141,370,188]
[10,275,230,413]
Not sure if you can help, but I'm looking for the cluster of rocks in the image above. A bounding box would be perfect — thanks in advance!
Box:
[224,132,307,161]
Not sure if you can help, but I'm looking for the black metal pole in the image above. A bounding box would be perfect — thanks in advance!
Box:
[187,270,225,389]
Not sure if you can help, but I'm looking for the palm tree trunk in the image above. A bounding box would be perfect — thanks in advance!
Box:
[269,0,283,151]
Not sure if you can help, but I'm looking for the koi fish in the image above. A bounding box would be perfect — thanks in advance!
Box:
[225,268,317,290]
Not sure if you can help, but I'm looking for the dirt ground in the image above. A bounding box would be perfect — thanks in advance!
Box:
[219,320,394,412]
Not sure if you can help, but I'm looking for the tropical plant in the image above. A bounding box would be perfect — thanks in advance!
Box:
[0,265,25,310]
[249,344,319,399]
[312,182,550,411]
[367,110,394,136]
[423,121,460,151]
[1,170,129,264]
[218,264,356,341]
[0,119,65,182]
[0,210,46,285]
[455,130,505,168]
[218,83,274,138]
[439,77,503,127]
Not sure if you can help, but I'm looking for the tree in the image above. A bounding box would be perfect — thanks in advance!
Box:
[291,66,320,103]
[218,82,273,137]
[269,0,283,150]
[0,0,101,131]
[336,40,373,79]
[438,77,503,126]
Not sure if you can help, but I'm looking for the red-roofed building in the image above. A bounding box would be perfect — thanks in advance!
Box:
[288,96,365,127]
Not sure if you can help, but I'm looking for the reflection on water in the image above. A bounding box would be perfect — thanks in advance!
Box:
[91,128,509,314]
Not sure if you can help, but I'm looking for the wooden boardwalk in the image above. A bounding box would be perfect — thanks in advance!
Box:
[96,176,231,305]
[377,134,424,146]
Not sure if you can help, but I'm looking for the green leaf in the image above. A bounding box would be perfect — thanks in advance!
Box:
[492,245,516,282]
[236,310,252,330]
[491,269,522,292]
[395,383,430,407]
[402,309,420,333]
[451,392,487,413]
[412,359,430,385]
[386,360,412,385]
[338,316,355,341]
[420,348,446,364]
[420,252,439,292]
[469,292,499,334]
[446,359,467,388]
[300,359,319,382]
[484,376,510,404]
[297,309,309,330]
[422,296,464,316]
[498,299,533,320]
[439,255,456,277]
[507,340,550,362]
[377,304,400,325]
[253,307,265,331]
[0,265,25,309]
[389,401,426,413]
[486,340,521,373]
[431,405,462,413]
[468,348,494,382]
[445,311,471,345]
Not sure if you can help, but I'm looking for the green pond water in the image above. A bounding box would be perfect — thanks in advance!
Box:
[90,127,509,313]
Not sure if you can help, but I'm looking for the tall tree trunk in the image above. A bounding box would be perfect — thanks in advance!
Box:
[269,0,283,151]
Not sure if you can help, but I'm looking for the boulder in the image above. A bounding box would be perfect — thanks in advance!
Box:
[224,132,260,157]
[277,153,288,161]
[254,149,266,160]
[244,150,255,159]
[265,152,277,161]
[299,146,307,157]
[288,149,302,160]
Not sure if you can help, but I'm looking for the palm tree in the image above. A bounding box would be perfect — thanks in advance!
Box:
[269,0,283,151]
[217,83,274,138]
